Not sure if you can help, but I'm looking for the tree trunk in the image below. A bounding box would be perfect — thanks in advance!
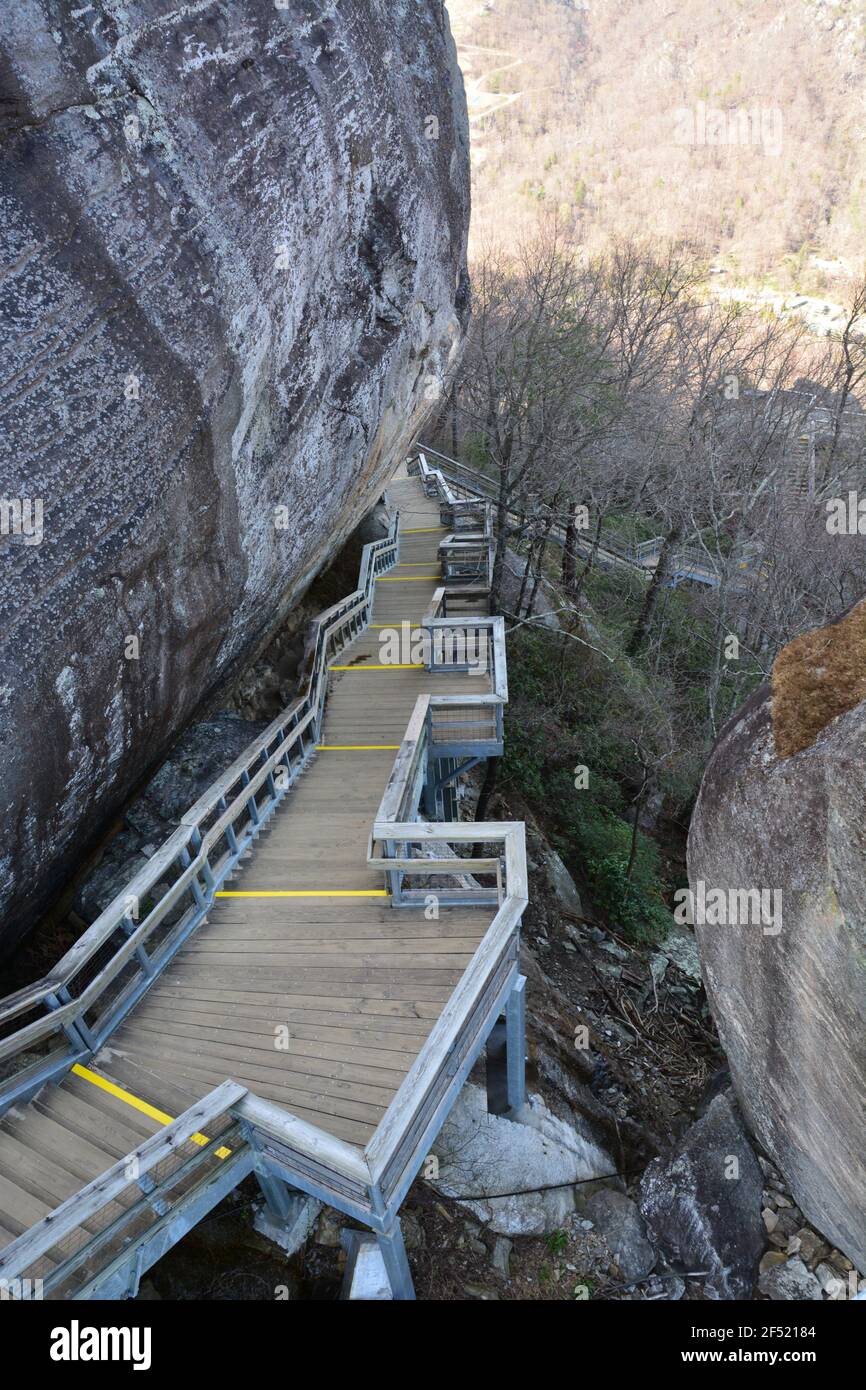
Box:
[627,521,683,656]
[450,381,459,460]
[573,512,603,603]
[489,466,511,615]
[516,532,536,618]
[825,367,853,486]
[562,501,577,591]
[527,519,553,617]
[626,766,649,882]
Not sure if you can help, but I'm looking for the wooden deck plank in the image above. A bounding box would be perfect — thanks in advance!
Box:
[36,1084,161,1161]
[151,983,445,1020]
[112,1036,409,1103]
[124,1019,417,1082]
[129,1004,430,1053]
[110,1052,386,1134]
[156,968,456,1003]
[72,469,497,1159]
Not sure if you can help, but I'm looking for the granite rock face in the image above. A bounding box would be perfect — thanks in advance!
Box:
[0,1,470,947]
[688,606,866,1272]
[639,1094,765,1300]
[432,1084,612,1236]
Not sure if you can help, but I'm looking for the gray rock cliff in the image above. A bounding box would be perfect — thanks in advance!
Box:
[688,602,866,1272]
[0,0,470,948]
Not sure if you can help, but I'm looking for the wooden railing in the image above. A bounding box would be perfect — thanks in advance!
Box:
[366,821,526,1208]
[0,516,400,1116]
[440,496,489,532]
[0,463,526,1301]
[0,1080,249,1299]
[414,444,756,591]
[0,1080,382,1299]
[360,480,525,1215]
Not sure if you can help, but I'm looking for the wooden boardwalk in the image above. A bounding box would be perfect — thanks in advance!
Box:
[0,474,499,1254]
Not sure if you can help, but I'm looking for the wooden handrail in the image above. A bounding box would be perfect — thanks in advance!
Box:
[0,1080,247,1282]
[0,465,528,1293]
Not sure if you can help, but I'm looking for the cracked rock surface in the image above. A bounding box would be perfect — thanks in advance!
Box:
[0,0,470,946]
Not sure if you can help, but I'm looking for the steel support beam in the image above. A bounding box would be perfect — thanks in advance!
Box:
[486,974,526,1116]
[375,1218,415,1301]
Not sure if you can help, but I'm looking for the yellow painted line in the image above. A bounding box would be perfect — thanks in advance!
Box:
[329,663,424,670]
[215,890,388,898]
[378,576,439,582]
[402,527,446,533]
[72,1064,232,1158]
[317,744,401,750]
[393,562,437,567]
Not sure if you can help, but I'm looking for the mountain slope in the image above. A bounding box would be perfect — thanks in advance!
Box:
[449,0,866,284]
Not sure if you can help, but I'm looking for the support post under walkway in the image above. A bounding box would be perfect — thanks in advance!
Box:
[486,974,526,1117]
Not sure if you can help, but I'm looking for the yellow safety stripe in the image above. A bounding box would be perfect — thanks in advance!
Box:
[72,1064,232,1158]
[317,744,401,750]
[215,890,388,898]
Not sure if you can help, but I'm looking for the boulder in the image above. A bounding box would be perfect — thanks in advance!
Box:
[758,1258,823,1301]
[432,1083,612,1236]
[657,927,703,985]
[583,1189,656,1283]
[688,601,866,1270]
[639,1093,765,1299]
[0,0,470,949]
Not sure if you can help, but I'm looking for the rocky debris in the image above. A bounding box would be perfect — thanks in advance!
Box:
[0,0,470,949]
[432,1083,612,1236]
[639,1093,765,1300]
[688,605,866,1271]
[654,927,703,985]
[758,1258,823,1301]
[793,1228,830,1268]
[753,1153,864,1299]
[400,1210,425,1253]
[314,1208,344,1249]
[583,1189,656,1283]
[815,1262,848,1299]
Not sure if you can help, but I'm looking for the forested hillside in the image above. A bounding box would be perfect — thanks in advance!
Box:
[449,0,866,288]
